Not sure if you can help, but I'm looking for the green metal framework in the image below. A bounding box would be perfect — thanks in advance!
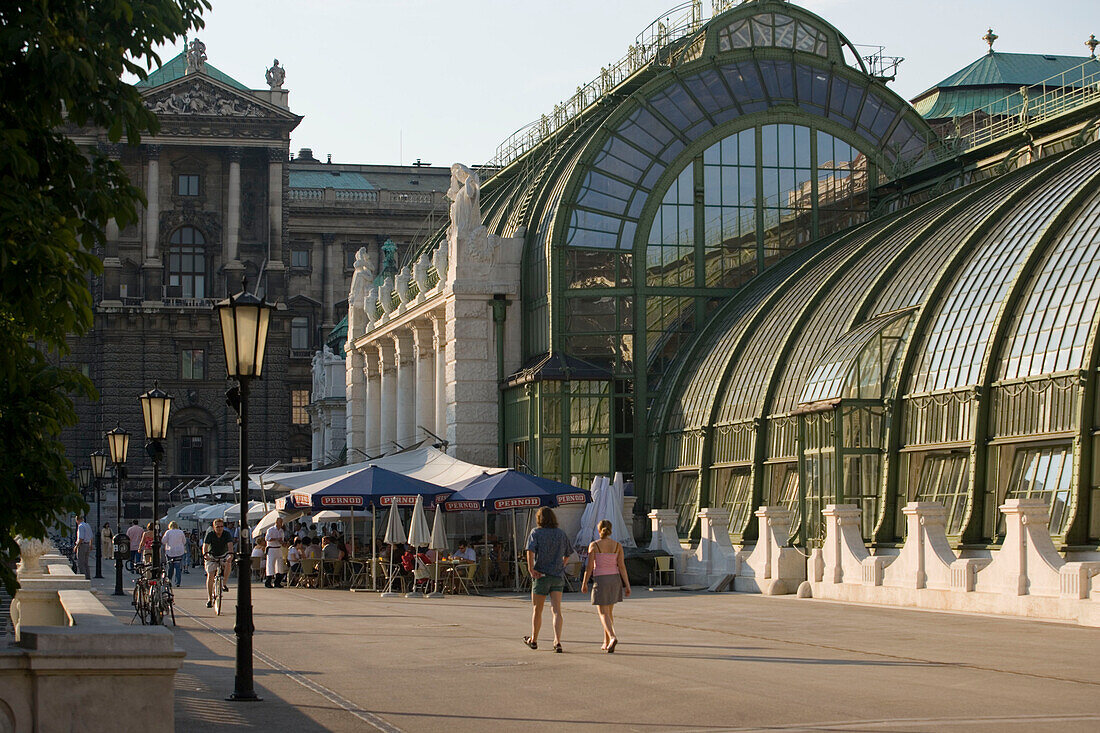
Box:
[651,137,1100,548]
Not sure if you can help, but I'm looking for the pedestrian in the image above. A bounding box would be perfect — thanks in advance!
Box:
[581,519,631,653]
[264,516,287,588]
[101,522,113,563]
[162,521,187,587]
[126,520,143,570]
[140,522,154,564]
[523,507,573,653]
[74,515,92,579]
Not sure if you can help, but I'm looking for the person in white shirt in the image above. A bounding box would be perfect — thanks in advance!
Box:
[264,517,287,588]
[74,516,93,578]
[453,541,476,563]
[286,538,303,574]
[162,521,188,587]
[251,537,267,558]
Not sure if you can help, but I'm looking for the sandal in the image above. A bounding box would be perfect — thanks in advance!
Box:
[553,643,563,653]
[607,638,618,654]
[522,636,537,650]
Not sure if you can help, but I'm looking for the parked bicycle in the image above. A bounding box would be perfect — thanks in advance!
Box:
[131,562,175,626]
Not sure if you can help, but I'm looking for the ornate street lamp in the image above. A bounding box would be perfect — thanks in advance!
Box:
[90,451,109,578]
[215,283,271,702]
[139,381,173,608]
[105,423,130,596]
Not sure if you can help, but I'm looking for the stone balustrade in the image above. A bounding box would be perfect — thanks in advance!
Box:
[2,560,184,731]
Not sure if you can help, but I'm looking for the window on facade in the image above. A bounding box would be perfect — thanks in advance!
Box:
[177,174,199,196]
[291,248,311,269]
[914,453,969,535]
[291,389,310,425]
[167,227,206,298]
[179,436,204,475]
[291,317,310,350]
[717,13,829,57]
[181,349,204,380]
[1001,444,1074,536]
[345,246,359,270]
[712,466,753,537]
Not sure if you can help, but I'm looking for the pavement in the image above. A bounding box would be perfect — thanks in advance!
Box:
[86,560,1100,732]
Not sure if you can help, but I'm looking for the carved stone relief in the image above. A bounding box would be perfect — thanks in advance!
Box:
[145,79,269,118]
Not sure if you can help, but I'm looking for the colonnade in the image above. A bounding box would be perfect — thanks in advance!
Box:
[360,313,447,456]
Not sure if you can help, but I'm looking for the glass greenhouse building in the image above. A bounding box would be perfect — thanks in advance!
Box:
[411,0,1100,550]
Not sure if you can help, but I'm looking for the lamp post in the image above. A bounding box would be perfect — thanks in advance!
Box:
[90,451,108,578]
[139,381,173,601]
[216,283,271,702]
[106,423,131,596]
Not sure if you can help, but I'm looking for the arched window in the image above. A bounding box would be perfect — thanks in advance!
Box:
[167,226,206,299]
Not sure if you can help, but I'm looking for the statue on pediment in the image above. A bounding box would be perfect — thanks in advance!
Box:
[266,59,286,90]
[185,38,207,74]
[381,239,399,276]
[446,163,494,263]
[347,246,375,337]
[146,80,265,117]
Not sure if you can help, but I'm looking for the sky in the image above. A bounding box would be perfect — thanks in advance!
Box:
[137,0,1099,167]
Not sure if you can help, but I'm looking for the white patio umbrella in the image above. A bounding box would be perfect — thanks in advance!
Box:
[313,508,372,557]
[252,508,305,539]
[405,495,431,597]
[381,502,406,597]
[428,504,449,598]
[574,477,604,550]
[224,500,267,523]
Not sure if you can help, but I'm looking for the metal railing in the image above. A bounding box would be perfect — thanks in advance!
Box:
[909,58,1100,173]
[487,1,707,169]
[287,187,444,207]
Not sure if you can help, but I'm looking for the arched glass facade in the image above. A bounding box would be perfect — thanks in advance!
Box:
[652,141,1100,546]
[445,0,935,494]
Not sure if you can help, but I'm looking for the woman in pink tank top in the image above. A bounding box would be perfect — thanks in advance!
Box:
[581,519,632,652]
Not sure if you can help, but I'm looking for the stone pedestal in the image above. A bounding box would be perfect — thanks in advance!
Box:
[686,507,739,587]
[647,509,684,575]
[737,506,806,595]
[821,504,868,584]
[142,259,163,302]
[884,502,957,590]
[975,499,1070,597]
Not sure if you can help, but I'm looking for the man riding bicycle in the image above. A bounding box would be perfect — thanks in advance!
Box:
[202,518,235,608]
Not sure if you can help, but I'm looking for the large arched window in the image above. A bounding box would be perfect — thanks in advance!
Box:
[167,226,206,299]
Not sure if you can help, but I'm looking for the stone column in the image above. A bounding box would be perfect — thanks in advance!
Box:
[394,330,416,447]
[364,349,382,457]
[98,143,123,302]
[141,145,163,301]
[322,233,337,329]
[227,148,241,262]
[431,312,447,441]
[265,147,286,297]
[377,341,397,453]
[143,145,160,261]
[311,425,322,469]
[345,348,366,459]
[412,323,435,443]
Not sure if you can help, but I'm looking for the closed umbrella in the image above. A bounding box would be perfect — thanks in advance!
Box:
[381,502,406,597]
[428,504,449,597]
[405,495,431,597]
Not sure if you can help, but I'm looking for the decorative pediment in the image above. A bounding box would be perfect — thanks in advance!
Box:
[159,202,222,246]
[142,76,290,120]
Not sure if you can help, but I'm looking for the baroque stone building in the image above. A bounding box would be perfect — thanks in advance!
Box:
[62,42,449,518]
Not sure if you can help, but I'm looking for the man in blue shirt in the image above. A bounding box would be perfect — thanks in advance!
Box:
[523,507,572,653]
[74,516,93,579]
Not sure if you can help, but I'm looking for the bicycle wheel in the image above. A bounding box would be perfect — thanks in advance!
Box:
[132,583,148,625]
[163,583,176,626]
[213,574,223,616]
[148,586,162,626]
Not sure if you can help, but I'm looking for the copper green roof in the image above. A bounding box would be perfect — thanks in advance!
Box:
[925,52,1092,91]
[135,51,251,92]
[325,316,347,357]
[288,170,376,190]
[912,52,1096,120]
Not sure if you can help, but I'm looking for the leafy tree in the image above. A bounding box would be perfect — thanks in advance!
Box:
[0,0,209,594]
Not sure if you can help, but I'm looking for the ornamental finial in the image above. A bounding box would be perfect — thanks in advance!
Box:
[982,28,998,53]
[1087,34,1099,59]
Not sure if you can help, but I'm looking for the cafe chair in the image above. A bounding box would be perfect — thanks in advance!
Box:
[251,556,264,582]
[297,558,320,588]
[451,562,480,595]
[651,555,675,586]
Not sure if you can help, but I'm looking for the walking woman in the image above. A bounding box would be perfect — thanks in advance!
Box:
[523,507,573,653]
[581,519,631,652]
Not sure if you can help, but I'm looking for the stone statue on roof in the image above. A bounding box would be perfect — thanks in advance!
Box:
[347,246,375,339]
[446,164,483,242]
[266,59,285,90]
[185,38,207,74]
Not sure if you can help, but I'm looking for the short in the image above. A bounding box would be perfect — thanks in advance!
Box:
[205,557,229,575]
[532,575,565,596]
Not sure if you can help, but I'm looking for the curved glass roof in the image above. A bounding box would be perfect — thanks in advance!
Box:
[655,139,1100,448]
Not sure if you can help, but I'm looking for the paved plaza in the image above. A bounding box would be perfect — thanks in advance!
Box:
[89,566,1100,732]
